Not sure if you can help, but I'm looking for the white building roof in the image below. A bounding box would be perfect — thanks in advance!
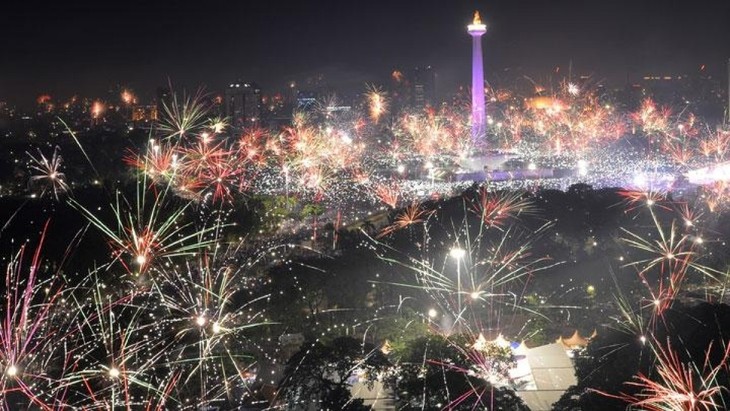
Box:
[512,342,578,411]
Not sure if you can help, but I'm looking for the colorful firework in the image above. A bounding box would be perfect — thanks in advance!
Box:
[365,84,389,124]
[147,242,273,407]
[605,339,730,411]
[27,147,71,200]
[377,202,434,239]
[69,178,216,275]
[0,222,79,409]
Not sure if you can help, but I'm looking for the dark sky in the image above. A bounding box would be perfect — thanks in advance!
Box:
[1,0,729,105]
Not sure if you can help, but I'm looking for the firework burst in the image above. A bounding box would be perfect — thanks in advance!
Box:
[604,339,730,411]
[365,84,388,124]
[147,242,274,407]
[377,203,434,239]
[27,147,70,200]
[0,222,80,409]
[70,178,215,275]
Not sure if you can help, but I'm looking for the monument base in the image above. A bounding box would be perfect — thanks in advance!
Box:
[457,151,519,172]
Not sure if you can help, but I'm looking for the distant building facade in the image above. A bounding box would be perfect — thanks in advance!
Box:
[225,81,262,131]
[155,86,172,117]
[131,105,158,126]
[412,65,438,108]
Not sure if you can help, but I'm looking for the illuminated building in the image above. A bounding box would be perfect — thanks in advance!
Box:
[296,90,318,110]
[641,73,688,105]
[225,81,262,131]
[131,105,158,126]
[467,11,487,145]
[325,104,351,114]
[641,68,725,119]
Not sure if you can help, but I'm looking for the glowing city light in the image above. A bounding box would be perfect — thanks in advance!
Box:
[577,160,589,176]
[449,247,466,259]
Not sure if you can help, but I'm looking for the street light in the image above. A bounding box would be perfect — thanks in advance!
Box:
[449,247,466,259]
[108,367,120,378]
[449,247,466,324]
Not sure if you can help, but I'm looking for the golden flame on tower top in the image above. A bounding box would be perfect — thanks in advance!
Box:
[473,11,482,25]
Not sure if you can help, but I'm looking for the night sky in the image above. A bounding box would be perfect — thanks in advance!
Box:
[1,0,728,105]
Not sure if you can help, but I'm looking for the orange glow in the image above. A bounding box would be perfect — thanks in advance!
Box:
[91,100,105,118]
[526,96,564,112]
[366,85,388,123]
[121,89,136,105]
[468,10,486,32]
[494,89,512,102]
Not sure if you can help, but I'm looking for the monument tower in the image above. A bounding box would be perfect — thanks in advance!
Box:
[467,11,487,146]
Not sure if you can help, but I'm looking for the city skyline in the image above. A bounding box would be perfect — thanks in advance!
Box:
[2,0,729,105]
[2,3,730,410]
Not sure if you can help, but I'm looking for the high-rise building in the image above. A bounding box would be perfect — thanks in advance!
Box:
[155,87,172,119]
[286,81,299,106]
[225,81,262,131]
[131,105,158,127]
[468,11,487,146]
[638,69,724,120]
[387,70,410,114]
[412,66,437,108]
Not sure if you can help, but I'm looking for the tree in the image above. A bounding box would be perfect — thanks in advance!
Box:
[370,309,429,352]
[389,334,529,411]
[276,337,390,410]
[301,202,325,218]
[552,302,730,410]
[243,194,296,235]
